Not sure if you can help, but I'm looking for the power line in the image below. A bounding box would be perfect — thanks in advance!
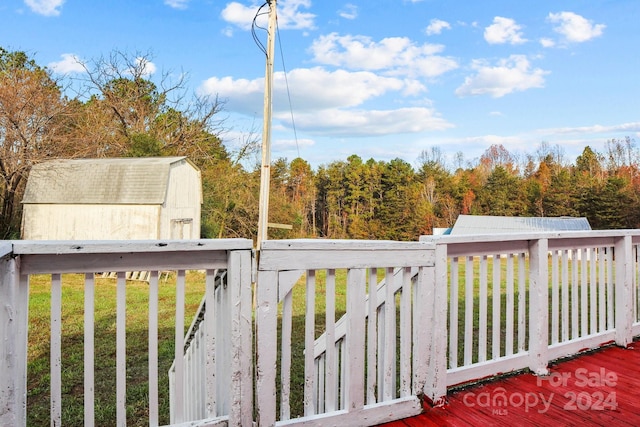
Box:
[276,18,300,159]
[251,2,270,56]
[252,2,301,159]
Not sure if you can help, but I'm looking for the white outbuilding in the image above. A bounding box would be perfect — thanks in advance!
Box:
[21,157,202,240]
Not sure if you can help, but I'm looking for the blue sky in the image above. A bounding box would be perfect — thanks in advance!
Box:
[1,0,638,169]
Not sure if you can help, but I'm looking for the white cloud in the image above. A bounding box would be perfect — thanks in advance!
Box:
[221,0,315,31]
[309,33,458,78]
[220,2,257,31]
[290,107,452,136]
[48,53,84,74]
[541,122,640,136]
[165,0,189,10]
[198,66,451,137]
[199,67,413,113]
[547,11,605,43]
[539,38,555,48]
[24,0,64,16]
[484,17,527,45]
[273,138,315,150]
[338,4,358,20]
[135,57,157,76]
[455,55,549,98]
[426,19,451,36]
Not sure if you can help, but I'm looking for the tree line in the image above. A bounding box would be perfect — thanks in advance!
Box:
[1,47,639,241]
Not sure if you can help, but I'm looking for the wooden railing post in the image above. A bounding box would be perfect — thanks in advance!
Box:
[0,244,28,427]
[614,235,634,346]
[528,238,549,376]
[255,269,278,427]
[227,249,254,426]
[423,243,447,405]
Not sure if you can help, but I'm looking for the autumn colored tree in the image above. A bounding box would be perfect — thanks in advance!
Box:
[74,50,226,162]
[0,48,76,238]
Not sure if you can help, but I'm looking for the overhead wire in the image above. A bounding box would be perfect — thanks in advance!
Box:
[276,18,301,159]
[251,1,301,159]
[251,2,270,57]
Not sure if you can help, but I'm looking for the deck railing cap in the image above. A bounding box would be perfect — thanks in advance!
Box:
[10,238,254,255]
[260,238,435,251]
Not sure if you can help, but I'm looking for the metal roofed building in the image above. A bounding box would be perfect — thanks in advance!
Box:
[21,157,202,240]
[449,214,591,235]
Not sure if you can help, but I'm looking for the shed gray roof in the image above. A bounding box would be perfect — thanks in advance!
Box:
[22,157,193,205]
[450,215,591,235]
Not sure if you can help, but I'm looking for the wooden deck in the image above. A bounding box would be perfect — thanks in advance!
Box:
[382,343,640,427]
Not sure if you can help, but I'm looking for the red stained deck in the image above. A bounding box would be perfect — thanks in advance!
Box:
[381,343,640,427]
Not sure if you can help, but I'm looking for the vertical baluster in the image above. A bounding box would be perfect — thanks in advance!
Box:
[505,254,514,356]
[589,248,597,334]
[517,253,526,352]
[173,270,185,423]
[606,248,614,330]
[51,273,62,426]
[326,269,337,411]
[116,272,127,426]
[492,254,501,359]
[464,257,474,365]
[561,250,570,342]
[148,270,159,426]
[383,267,395,400]
[377,304,385,402]
[84,273,95,427]
[304,270,316,416]
[551,251,559,344]
[571,252,579,340]
[366,268,377,404]
[449,258,459,368]
[598,248,606,332]
[581,249,588,336]
[400,267,411,397]
[478,256,487,363]
[204,269,217,418]
[635,245,639,323]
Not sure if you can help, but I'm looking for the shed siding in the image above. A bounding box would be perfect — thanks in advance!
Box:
[160,159,202,239]
[22,204,160,240]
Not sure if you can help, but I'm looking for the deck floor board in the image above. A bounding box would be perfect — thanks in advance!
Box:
[381,343,640,427]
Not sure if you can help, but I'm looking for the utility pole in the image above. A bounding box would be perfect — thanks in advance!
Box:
[257,0,277,251]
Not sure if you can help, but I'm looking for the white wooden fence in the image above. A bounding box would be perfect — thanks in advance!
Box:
[3,231,640,426]
[255,239,439,426]
[0,239,253,427]
[420,230,640,398]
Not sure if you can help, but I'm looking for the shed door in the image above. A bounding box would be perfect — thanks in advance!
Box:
[171,218,193,239]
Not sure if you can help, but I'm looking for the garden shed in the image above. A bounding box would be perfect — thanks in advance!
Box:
[21,157,202,240]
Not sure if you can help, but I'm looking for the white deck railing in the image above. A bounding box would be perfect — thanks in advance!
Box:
[3,231,640,426]
[255,239,439,426]
[0,239,253,427]
[420,230,640,399]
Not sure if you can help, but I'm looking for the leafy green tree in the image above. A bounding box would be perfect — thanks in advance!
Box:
[378,158,425,240]
[543,169,579,217]
[477,166,526,216]
[287,157,316,236]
